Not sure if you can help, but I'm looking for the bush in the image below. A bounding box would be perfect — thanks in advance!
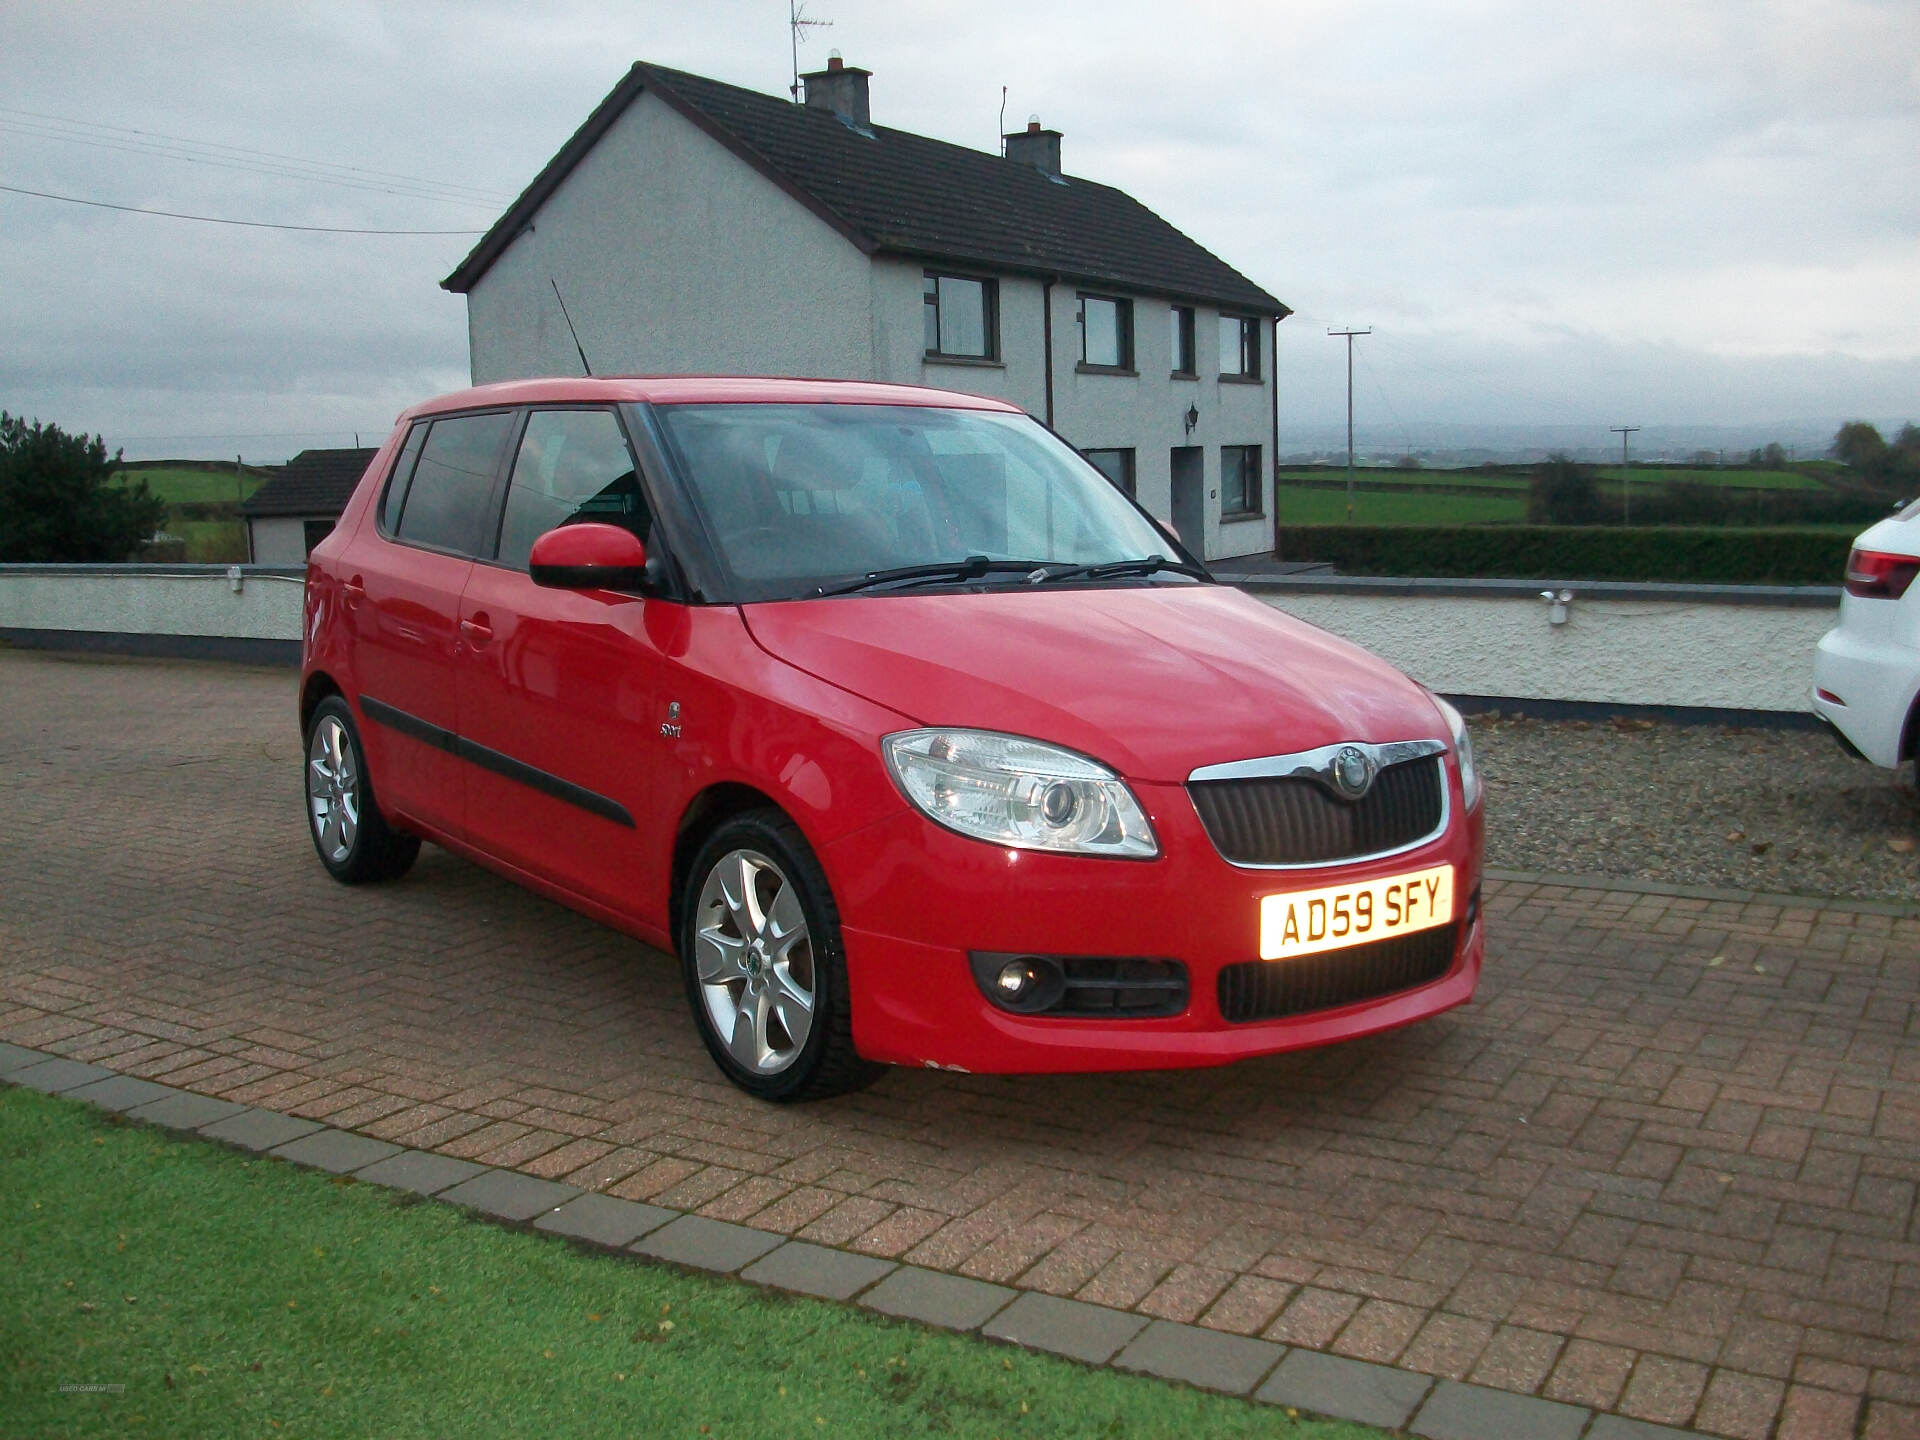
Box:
[1275,525,1852,585]
[0,413,166,563]
[1527,456,1604,524]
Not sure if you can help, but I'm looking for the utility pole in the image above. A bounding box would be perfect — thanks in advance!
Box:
[1610,425,1640,523]
[1329,327,1371,521]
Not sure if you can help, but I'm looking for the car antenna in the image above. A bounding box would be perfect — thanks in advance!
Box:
[549,277,594,376]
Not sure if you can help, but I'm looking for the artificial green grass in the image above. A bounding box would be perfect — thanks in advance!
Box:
[1,1087,1380,1439]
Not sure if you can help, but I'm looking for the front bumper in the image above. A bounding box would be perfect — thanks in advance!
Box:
[823,777,1485,1074]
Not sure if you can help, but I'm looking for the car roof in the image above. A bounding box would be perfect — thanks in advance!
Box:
[396,375,1027,424]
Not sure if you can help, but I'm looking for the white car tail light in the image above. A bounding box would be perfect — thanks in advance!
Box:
[1843,548,1920,600]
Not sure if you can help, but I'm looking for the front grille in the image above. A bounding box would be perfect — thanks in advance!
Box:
[1189,755,1443,866]
[1217,922,1458,1023]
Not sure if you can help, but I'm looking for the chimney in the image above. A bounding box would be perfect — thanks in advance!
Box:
[801,52,871,130]
[1003,115,1063,178]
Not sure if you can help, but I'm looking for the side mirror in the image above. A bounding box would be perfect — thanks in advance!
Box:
[528,523,649,592]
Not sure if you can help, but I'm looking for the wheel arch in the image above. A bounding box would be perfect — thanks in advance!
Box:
[300,670,343,736]
[669,782,791,950]
[1902,689,1920,765]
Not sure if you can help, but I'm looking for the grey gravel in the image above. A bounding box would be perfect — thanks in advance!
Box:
[1473,713,1920,902]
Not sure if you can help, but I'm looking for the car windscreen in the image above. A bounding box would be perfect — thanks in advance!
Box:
[651,403,1182,602]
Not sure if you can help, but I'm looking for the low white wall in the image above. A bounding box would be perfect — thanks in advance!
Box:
[0,566,1840,714]
[1246,579,1837,713]
[0,566,306,642]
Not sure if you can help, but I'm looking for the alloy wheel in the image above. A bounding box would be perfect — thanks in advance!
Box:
[693,848,816,1075]
[307,714,360,864]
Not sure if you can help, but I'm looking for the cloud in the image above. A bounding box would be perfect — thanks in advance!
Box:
[1,0,1914,457]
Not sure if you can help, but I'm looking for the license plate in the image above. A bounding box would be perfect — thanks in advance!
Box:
[1258,864,1454,961]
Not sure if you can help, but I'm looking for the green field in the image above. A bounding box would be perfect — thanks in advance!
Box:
[1275,485,1526,526]
[1592,465,1829,492]
[1273,468,1525,492]
[111,461,274,507]
[2,1086,1384,1440]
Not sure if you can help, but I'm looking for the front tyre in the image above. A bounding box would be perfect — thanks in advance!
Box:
[680,810,881,1102]
[304,695,420,884]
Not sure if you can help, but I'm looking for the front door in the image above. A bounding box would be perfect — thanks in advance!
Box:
[1170,445,1206,558]
[455,407,665,911]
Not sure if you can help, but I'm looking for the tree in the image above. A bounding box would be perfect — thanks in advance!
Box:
[1831,420,1888,472]
[1527,454,1604,525]
[0,413,165,563]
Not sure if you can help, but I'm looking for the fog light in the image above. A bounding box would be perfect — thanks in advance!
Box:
[996,961,1035,998]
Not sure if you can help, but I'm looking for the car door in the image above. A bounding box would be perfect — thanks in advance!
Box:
[454,406,668,911]
[345,410,515,838]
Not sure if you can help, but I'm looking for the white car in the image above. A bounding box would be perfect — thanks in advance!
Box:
[1813,502,1920,767]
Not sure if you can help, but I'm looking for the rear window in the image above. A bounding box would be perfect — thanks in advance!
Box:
[393,412,515,556]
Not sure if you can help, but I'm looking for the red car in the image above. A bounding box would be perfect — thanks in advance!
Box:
[301,377,1483,1100]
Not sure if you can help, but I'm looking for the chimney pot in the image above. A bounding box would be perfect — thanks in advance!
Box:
[1027,119,1041,133]
[827,53,843,71]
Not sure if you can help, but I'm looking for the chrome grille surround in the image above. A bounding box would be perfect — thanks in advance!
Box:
[1187,738,1450,870]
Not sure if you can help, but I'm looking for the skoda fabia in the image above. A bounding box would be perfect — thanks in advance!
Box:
[300,377,1485,1100]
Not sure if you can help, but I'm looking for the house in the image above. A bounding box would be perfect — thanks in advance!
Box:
[239,448,378,564]
[442,58,1290,561]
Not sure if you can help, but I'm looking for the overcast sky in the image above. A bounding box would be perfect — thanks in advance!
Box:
[3,0,1915,461]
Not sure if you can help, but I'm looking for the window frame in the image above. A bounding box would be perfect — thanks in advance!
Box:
[922,271,1001,364]
[1075,292,1136,375]
[486,404,651,572]
[1220,444,1265,519]
[379,408,519,561]
[1170,306,1197,379]
[1081,447,1137,499]
[1219,313,1262,382]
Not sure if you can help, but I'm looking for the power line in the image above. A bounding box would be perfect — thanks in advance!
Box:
[0,183,485,234]
[0,105,511,209]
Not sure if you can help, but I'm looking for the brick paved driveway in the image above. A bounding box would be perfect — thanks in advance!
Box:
[2,648,1915,1438]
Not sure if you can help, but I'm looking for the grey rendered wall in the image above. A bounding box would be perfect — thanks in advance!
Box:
[465,90,876,383]
[247,517,309,566]
[868,258,1276,562]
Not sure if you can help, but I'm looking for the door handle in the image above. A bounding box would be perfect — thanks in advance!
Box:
[461,616,494,647]
[341,576,366,607]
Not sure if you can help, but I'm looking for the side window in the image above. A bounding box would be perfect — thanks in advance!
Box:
[378,423,428,535]
[394,411,515,556]
[496,409,649,570]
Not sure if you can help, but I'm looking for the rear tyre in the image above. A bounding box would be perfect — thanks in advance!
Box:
[679,810,882,1102]
[304,695,420,884]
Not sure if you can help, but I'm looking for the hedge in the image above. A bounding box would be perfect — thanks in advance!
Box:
[1274,525,1852,585]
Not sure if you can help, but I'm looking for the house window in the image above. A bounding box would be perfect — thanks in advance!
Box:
[1082,448,1136,498]
[1221,445,1263,517]
[302,519,335,555]
[1077,294,1134,371]
[923,273,997,360]
[1219,314,1261,379]
[1170,306,1196,377]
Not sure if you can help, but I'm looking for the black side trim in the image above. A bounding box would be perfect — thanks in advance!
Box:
[358,694,635,829]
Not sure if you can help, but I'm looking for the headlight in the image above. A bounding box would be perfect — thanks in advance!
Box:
[883,729,1159,858]
[1433,696,1482,810]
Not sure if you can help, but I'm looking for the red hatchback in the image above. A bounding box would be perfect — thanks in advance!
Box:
[302,377,1484,1100]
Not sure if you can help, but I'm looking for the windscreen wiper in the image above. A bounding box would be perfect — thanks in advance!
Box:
[1031,554,1212,585]
[814,556,1050,598]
